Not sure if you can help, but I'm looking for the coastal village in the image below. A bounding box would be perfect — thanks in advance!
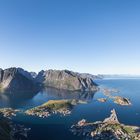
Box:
[0,87,138,140]
[1,0,140,139]
[25,99,87,118]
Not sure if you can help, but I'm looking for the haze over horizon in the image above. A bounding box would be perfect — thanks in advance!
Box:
[0,0,140,75]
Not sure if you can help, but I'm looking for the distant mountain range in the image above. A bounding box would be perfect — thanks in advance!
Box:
[0,67,99,93]
[98,74,140,79]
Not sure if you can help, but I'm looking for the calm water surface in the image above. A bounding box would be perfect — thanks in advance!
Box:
[0,79,140,140]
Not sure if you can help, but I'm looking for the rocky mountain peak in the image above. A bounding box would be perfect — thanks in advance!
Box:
[0,67,38,93]
[103,109,119,124]
[36,69,98,91]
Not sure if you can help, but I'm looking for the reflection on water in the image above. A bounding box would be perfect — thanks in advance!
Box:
[0,79,140,140]
[42,88,96,101]
[0,91,38,109]
[0,88,97,110]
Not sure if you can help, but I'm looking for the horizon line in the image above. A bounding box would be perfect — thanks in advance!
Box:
[1,66,140,76]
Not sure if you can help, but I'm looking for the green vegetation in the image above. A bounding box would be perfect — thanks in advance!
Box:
[41,100,73,110]
[108,124,121,130]
[123,126,135,134]
[71,109,140,140]
[26,99,78,117]
[122,126,136,138]
[0,84,4,92]
[95,123,138,139]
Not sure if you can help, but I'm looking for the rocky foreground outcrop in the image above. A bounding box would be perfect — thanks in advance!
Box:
[36,69,98,91]
[71,109,140,140]
[0,113,30,140]
[0,68,38,93]
[0,115,11,140]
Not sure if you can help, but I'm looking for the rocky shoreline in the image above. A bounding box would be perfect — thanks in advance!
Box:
[9,122,31,140]
[98,87,132,106]
[70,109,140,140]
[0,108,20,119]
[113,96,131,105]
[97,98,107,103]
[0,86,135,140]
[0,99,87,119]
[25,99,87,118]
[0,113,30,140]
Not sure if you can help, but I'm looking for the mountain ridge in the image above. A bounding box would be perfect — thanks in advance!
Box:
[0,67,98,93]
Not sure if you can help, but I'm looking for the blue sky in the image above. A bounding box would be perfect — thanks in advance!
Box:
[0,0,140,74]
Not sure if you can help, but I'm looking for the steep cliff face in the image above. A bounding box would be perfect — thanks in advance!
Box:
[0,68,98,93]
[36,70,98,91]
[0,68,38,93]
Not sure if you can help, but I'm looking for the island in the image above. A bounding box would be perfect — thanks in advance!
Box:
[0,108,19,119]
[25,99,87,118]
[113,96,132,106]
[101,88,119,97]
[70,109,140,140]
[101,87,132,106]
[97,98,107,103]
